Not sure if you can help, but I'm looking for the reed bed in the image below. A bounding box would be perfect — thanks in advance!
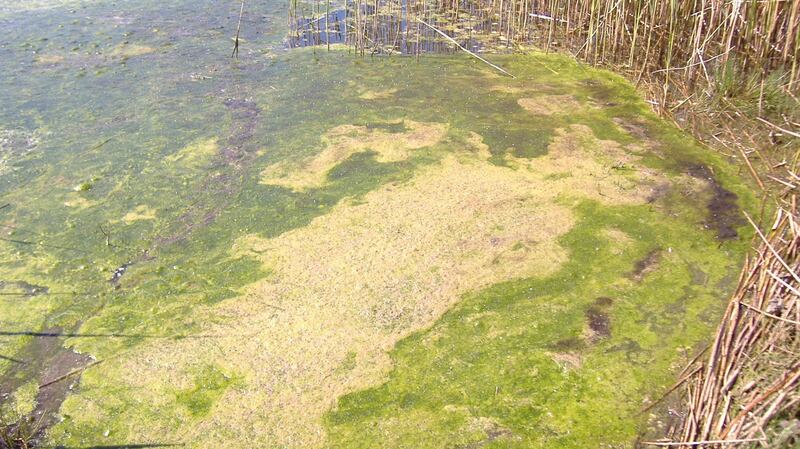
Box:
[486,0,800,93]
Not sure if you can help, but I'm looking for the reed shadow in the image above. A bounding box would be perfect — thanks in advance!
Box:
[0,353,26,364]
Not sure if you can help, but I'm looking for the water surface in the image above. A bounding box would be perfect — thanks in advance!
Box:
[0,1,755,448]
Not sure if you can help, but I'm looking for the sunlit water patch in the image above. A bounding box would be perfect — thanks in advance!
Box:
[0,0,756,448]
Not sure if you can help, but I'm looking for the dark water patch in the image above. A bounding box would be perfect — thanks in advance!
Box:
[0,327,93,443]
[689,264,708,286]
[647,182,671,204]
[629,249,661,282]
[456,423,515,449]
[685,164,742,241]
[636,286,691,335]
[35,348,94,432]
[606,338,653,365]
[153,98,261,250]
[220,98,261,161]
[580,78,617,104]
[715,271,737,292]
[638,383,686,445]
[482,124,553,160]
[585,296,613,342]
[665,286,690,317]
[550,336,585,351]
[612,117,651,140]
[586,309,609,338]
[0,280,49,297]
[0,354,26,365]
[594,296,613,307]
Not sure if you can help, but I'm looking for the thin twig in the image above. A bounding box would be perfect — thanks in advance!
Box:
[39,359,103,389]
[766,269,800,297]
[744,212,800,284]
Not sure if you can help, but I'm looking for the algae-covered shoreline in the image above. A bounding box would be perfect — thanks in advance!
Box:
[0,0,759,447]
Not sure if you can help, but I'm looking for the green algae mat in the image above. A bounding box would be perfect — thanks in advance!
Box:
[0,1,757,448]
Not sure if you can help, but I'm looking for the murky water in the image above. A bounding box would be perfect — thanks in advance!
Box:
[0,0,756,448]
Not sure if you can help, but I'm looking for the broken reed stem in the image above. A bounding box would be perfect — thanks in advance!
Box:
[738,301,800,326]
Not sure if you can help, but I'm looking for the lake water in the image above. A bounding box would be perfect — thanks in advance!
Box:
[0,0,755,447]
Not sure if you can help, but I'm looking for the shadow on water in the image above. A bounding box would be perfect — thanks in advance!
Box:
[0,354,26,364]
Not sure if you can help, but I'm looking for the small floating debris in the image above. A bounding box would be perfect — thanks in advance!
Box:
[110,261,133,285]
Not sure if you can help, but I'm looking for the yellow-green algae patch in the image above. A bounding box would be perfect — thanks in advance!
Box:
[109,43,155,58]
[120,204,157,223]
[165,137,219,168]
[324,199,744,449]
[51,124,663,448]
[260,120,448,191]
[517,95,585,115]
[358,88,398,100]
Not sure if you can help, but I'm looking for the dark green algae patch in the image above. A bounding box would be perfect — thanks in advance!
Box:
[0,2,756,446]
